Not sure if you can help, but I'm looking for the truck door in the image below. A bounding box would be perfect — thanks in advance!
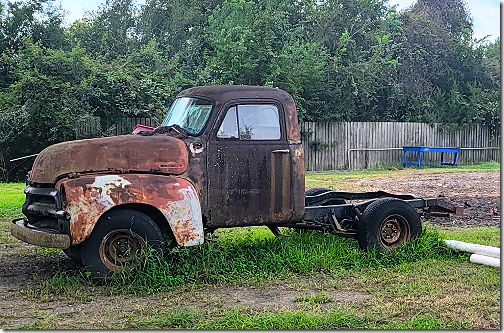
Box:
[207,101,292,227]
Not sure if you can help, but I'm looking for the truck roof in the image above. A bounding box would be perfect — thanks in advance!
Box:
[176,85,301,143]
[177,85,290,103]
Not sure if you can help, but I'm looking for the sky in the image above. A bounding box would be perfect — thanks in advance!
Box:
[59,0,500,42]
[390,0,501,42]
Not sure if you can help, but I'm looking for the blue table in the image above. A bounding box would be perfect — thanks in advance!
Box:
[403,146,460,168]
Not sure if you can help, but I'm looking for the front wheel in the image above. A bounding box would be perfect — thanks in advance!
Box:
[80,209,165,277]
[357,198,422,252]
[62,244,82,263]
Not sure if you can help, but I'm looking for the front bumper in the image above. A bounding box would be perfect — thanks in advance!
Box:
[11,218,70,249]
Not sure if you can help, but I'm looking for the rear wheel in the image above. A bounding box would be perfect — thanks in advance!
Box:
[81,209,165,277]
[357,198,422,252]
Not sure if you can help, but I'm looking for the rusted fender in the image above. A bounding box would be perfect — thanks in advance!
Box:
[57,174,204,247]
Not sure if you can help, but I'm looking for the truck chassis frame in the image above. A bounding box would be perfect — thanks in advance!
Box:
[274,190,462,238]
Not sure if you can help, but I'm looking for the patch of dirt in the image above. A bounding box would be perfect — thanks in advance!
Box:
[348,170,500,227]
[184,285,369,311]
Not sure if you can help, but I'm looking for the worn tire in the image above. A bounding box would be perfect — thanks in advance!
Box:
[305,187,333,196]
[80,209,165,277]
[305,187,346,206]
[62,244,82,263]
[357,198,422,252]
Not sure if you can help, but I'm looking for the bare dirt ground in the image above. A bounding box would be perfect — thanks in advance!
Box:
[0,170,500,328]
[350,170,500,228]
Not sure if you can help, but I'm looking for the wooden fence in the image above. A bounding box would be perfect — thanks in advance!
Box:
[302,122,500,170]
[77,118,500,170]
[76,116,159,138]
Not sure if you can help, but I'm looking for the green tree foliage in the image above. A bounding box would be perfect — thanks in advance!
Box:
[0,38,95,179]
[393,0,499,130]
[0,0,500,181]
[202,0,327,118]
[69,0,139,58]
[300,0,402,122]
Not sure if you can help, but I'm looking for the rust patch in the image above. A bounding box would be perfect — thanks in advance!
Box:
[291,146,305,221]
[58,174,203,246]
[29,135,189,184]
[285,100,301,143]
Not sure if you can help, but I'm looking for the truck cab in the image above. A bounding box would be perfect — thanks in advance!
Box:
[173,86,305,229]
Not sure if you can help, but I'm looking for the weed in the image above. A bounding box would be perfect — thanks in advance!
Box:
[22,271,93,303]
[294,294,333,304]
[309,139,330,151]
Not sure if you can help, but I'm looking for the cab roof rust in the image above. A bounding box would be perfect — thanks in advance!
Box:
[177,85,301,143]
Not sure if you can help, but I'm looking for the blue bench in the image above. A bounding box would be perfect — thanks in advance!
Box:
[402,146,460,168]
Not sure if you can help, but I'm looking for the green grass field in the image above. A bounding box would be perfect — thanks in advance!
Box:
[0,163,500,329]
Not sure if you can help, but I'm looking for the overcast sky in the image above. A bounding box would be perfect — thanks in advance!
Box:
[59,0,500,42]
[390,0,500,42]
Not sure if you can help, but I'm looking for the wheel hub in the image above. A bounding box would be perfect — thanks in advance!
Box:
[382,221,400,243]
[99,229,143,270]
[380,214,410,249]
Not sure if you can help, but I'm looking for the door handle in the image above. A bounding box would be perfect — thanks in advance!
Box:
[272,149,290,153]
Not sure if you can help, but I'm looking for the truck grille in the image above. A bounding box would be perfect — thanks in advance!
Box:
[22,185,69,234]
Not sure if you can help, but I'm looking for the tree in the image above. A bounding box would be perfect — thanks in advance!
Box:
[299,0,401,122]
[70,0,139,59]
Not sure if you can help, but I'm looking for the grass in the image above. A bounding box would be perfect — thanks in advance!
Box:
[122,306,466,329]
[430,224,500,247]
[16,225,497,329]
[0,182,24,220]
[0,183,25,249]
[0,164,500,329]
[105,227,457,294]
[17,223,500,329]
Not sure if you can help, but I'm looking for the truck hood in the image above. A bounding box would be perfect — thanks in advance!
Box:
[28,135,189,184]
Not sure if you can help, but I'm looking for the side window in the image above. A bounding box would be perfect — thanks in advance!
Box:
[217,106,238,139]
[238,105,281,140]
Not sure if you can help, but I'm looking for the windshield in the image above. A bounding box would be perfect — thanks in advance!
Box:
[162,97,213,135]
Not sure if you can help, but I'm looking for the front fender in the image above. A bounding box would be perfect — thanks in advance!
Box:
[57,174,204,247]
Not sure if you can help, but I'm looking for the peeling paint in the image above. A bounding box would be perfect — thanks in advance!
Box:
[189,142,204,157]
[59,174,204,246]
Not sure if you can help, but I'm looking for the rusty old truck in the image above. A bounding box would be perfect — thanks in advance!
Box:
[11,85,461,276]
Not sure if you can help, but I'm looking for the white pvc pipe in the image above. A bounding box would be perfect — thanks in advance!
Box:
[444,240,500,258]
[469,254,500,268]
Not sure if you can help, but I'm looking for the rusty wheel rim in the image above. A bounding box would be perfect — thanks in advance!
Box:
[99,229,143,271]
[380,214,410,250]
